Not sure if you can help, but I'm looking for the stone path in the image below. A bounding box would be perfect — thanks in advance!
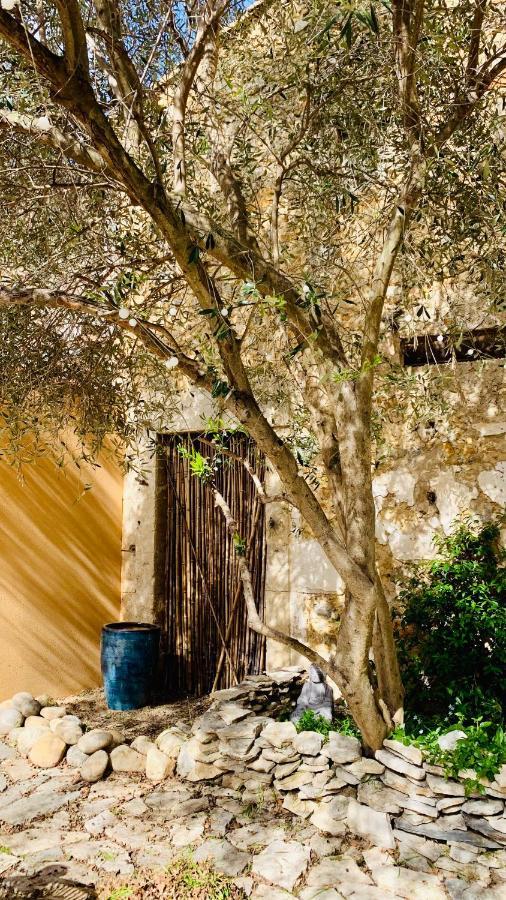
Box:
[0,743,505,898]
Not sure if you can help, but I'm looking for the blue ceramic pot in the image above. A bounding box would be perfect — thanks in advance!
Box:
[101,622,160,710]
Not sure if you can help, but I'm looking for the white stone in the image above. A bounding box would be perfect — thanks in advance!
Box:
[11,693,41,718]
[16,724,49,756]
[156,729,186,757]
[40,706,66,720]
[0,708,24,734]
[375,748,425,780]
[426,773,465,796]
[478,461,506,506]
[228,822,286,850]
[371,864,446,899]
[25,715,50,729]
[347,798,395,849]
[28,732,66,768]
[78,730,114,754]
[463,799,503,816]
[145,746,174,781]
[66,745,88,768]
[293,731,323,756]
[53,720,83,745]
[110,745,145,773]
[383,738,423,766]
[80,750,109,782]
[261,721,297,748]
[251,839,311,891]
[193,838,249,876]
[282,793,316,819]
[322,732,361,764]
[131,736,155,755]
[437,730,467,752]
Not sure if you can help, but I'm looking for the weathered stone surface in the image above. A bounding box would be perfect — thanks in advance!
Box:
[492,764,506,788]
[344,758,385,779]
[394,817,502,849]
[29,732,66,768]
[322,732,361,765]
[310,795,348,836]
[251,839,311,890]
[463,815,506,843]
[78,730,114,754]
[217,703,252,726]
[375,749,425,781]
[381,767,434,797]
[145,746,175,781]
[393,829,443,862]
[437,797,465,813]
[66,745,88,768]
[24,715,50,730]
[262,721,297,748]
[130,735,154,755]
[186,761,222,782]
[156,729,186,758]
[0,740,16,760]
[293,731,323,756]
[358,780,403,814]
[347,798,395,849]
[0,788,80,825]
[274,760,301,780]
[12,693,41,718]
[371,864,446,899]
[110,744,145,773]
[462,799,503,816]
[40,706,66,720]
[80,750,109,783]
[53,719,83,745]
[144,791,209,820]
[282,793,316,818]
[16,725,50,756]
[275,771,313,792]
[228,822,286,850]
[0,708,24,734]
[426,774,466,796]
[249,753,276,773]
[383,738,423,767]
[193,838,249,876]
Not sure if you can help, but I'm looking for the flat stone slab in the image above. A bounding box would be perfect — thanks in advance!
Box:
[227,822,286,850]
[371,864,447,899]
[394,816,503,849]
[375,749,425,781]
[383,739,423,767]
[193,838,250,876]
[0,788,80,826]
[347,799,395,849]
[251,838,311,891]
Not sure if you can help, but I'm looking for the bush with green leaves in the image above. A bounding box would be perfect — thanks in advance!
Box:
[294,709,360,741]
[392,720,506,794]
[394,517,506,724]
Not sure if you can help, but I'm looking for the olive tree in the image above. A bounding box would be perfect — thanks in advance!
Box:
[0,0,504,747]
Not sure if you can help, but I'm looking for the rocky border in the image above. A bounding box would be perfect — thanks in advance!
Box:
[1,672,506,858]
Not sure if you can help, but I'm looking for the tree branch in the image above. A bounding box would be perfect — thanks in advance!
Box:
[55,0,90,78]
[0,109,109,175]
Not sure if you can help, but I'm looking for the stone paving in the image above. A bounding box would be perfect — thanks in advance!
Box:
[1,738,506,898]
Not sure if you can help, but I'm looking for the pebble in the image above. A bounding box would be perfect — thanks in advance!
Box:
[28,732,67,768]
[131,735,154,755]
[78,730,114,754]
[145,746,175,781]
[40,706,66,720]
[80,750,109,783]
[66,745,89,768]
[110,744,146,773]
[11,692,41,718]
[0,708,24,734]
[25,715,50,729]
[53,720,83,745]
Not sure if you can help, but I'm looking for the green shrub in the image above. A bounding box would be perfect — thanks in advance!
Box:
[394,517,506,724]
[392,719,506,794]
[294,709,360,741]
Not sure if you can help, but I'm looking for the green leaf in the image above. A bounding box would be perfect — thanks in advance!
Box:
[188,245,200,264]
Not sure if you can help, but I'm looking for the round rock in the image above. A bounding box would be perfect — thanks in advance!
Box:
[53,719,83,745]
[17,724,49,756]
[50,714,81,733]
[66,745,89,768]
[80,749,109,783]
[29,731,67,768]
[110,744,146,773]
[78,730,114,754]
[0,708,24,735]
[25,715,50,730]
[11,692,41,718]
[131,735,154,755]
[40,706,66,720]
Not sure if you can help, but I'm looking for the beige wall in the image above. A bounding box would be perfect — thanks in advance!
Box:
[0,449,122,700]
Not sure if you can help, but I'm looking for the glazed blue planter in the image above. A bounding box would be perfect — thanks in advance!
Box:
[101,622,161,710]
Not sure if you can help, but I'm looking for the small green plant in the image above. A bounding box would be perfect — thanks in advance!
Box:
[392,719,506,794]
[177,444,214,481]
[394,517,506,724]
[294,709,361,741]
[107,888,134,900]
[0,846,11,855]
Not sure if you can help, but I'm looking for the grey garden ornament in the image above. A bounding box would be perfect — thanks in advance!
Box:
[291,665,334,723]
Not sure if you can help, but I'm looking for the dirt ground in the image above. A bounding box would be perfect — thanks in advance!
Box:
[61,688,212,740]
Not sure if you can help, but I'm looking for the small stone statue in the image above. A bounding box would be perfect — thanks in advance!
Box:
[290,664,334,723]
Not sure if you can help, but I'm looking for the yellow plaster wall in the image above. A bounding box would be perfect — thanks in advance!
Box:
[0,450,122,700]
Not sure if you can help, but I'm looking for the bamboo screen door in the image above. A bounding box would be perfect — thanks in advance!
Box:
[158,433,267,697]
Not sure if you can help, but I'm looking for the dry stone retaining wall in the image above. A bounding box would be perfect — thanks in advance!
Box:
[1,673,506,861]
